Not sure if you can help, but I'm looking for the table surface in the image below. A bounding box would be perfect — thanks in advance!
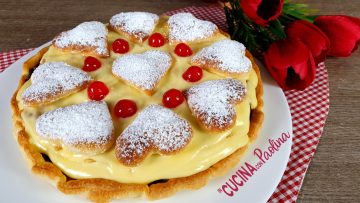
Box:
[1,0,359,202]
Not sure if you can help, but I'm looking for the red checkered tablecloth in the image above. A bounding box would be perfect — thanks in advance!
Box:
[0,6,329,203]
[0,48,33,72]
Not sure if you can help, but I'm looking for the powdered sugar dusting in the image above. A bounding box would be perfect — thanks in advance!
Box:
[110,12,159,41]
[116,105,192,165]
[112,50,172,91]
[36,101,114,150]
[192,39,252,74]
[185,79,247,130]
[168,12,218,43]
[53,21,109,56]
[22,62,91,104]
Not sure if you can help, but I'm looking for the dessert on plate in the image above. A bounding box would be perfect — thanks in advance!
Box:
[11,11,264,202]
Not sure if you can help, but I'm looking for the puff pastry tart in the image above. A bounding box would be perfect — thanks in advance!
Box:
[11,11,264,202]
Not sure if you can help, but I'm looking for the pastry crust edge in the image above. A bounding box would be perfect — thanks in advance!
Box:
[10,47,264,202]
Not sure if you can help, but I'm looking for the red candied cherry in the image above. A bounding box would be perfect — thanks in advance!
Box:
[162,89,185,108]
[182,66,203,82]
[112,38,130,54]
[87,81,109,101]
[82,56,101,72]
[148,33,165,47]
[174,43,192,57]
[114,99,137,118]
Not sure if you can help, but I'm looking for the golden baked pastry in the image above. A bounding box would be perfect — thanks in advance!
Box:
[184,78,247,132]
[53,21,109,57]
[116,104,193,166]
[110,12,160,43]
[35,101,115,154]
[167,13,220,44]
[11,11,264,202]
[192,39,252,76]
[21,62,92,106]
[112,50,173,95]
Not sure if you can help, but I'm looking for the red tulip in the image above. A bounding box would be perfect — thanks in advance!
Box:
[314,15,360,57]
[344,15,360,27]
[241,0,284,26]
[264,38,316,90]
[286,20,330,64]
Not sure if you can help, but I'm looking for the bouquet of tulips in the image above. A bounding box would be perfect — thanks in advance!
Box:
[223,0,360,90]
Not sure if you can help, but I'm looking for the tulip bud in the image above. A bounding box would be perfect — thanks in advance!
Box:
[264,38,316,90]
[241,0,284,26]
[315,15,360,57]
[286,20,330,64]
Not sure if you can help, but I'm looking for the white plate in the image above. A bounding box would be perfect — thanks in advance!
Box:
[0,44,292,203]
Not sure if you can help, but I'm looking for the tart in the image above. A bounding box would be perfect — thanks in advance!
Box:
[11,12,264,202]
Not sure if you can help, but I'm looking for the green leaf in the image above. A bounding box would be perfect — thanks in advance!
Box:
[268,20,287,40]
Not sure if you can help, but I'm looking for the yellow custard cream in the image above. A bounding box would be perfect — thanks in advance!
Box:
[16,17,258,184]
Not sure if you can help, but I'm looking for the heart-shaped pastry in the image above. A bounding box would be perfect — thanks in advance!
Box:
[110,12,159,42]
[53,21,109,57]
[192,39,252,76]
[112,50,172,95]
[22,62,92,106]
[116,104,192,166]
[168,12,218,44]
[184,79,247,131]
[36,101,115,154]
